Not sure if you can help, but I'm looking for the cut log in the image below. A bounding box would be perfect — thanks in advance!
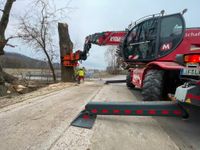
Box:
[13,84,29,94]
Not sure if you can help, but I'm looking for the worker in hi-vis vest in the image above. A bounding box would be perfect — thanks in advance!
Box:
[77,68,85,84]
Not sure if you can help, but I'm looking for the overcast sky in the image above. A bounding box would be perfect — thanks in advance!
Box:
[4,0,200,69]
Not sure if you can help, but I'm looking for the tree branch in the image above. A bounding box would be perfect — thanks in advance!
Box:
[17,0,73,82]
[5,43,16,47]
[6,35,20,41]
[0,8,4,12]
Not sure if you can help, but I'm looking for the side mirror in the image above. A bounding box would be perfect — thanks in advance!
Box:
[160,10,165,16]
[182,9,187,15]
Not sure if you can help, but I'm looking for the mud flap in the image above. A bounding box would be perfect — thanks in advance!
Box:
[71,111,97,129]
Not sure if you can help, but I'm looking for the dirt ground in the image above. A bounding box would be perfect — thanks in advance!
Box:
[0,82,75,108]
[0,80,181,150]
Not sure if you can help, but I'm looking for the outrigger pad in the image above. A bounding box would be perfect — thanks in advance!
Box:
[71,101,189,129]
[71,111,97,129]
[105,80,126,84]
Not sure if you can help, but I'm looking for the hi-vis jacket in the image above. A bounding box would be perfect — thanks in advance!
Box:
[78,70,85,77]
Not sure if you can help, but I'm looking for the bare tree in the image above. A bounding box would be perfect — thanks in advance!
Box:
[0,0,16,96]
[105,46,119,74]
[17,0,70,82]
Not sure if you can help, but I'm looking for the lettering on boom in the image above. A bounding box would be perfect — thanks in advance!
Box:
[110,36,122,42]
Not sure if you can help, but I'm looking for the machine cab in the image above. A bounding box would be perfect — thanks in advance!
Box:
[122,13,185,62]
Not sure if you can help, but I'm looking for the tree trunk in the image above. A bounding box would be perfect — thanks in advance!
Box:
[0,65,7,96]
[58,22,75,82]
[48,59,56,82]
[43,49,56,82]
[0,0,15,55]
[0,0,16,96]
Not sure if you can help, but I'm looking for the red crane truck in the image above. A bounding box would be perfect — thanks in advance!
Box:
[62,11,200,128]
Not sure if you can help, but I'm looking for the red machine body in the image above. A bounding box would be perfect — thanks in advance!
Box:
[63,28,200,66]
[130,28,200,88]
[69,12,200,129]
[63,12,200,102]
[63,28,200,87]
[158,28,200,62]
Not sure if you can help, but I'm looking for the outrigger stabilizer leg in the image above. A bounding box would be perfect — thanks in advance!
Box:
[71,101,189,129]
[104,80,126,84]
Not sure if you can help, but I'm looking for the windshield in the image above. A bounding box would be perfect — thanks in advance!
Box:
[159,14,185,56]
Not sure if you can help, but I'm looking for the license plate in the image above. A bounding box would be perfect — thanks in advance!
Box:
[181,68,200,76]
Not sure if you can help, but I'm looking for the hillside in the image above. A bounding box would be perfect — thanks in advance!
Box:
[0,52,60,69]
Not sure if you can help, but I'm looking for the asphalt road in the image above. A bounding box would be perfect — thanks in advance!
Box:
[130,85,200,150]
[0,82,103,150]
[98,75,200,150]
[0,76,199,150]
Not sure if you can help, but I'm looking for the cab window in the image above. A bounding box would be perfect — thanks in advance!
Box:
[124,18,158,60]
[159,15,184,56]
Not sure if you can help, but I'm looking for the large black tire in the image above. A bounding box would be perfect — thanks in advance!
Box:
[126,72,135,88]
[142,69,164,101]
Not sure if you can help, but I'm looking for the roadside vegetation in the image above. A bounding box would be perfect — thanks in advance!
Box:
[0,0,73,96]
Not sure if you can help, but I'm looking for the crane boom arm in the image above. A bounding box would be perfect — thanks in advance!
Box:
[80,31,127,60]
[62,31,127,66]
